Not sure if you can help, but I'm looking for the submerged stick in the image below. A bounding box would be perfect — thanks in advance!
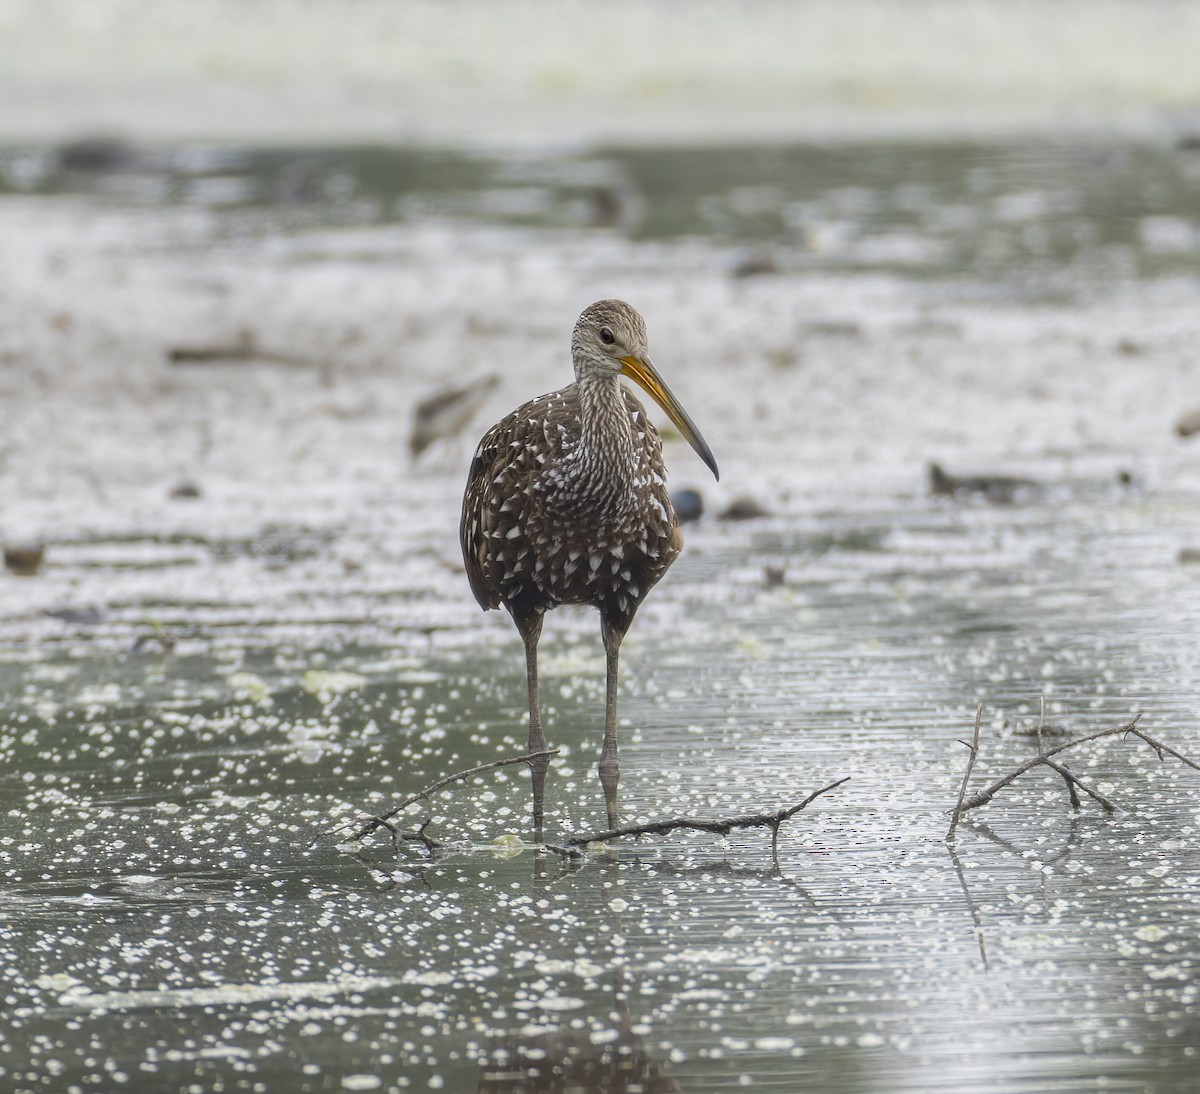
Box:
[326,749,560,845]
[553,776,851,854]
[946,704,983,841]
[381,818,443,853]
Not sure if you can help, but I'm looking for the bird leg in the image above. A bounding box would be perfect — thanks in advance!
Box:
[599,614,629,830]
[515,608,550,840]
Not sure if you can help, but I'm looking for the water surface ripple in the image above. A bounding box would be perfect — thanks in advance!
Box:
[1,138,1199,1092]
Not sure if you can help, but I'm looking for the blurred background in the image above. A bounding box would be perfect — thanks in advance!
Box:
[3,3,1200,1093]
[4,0,1200,143]
[4,0,1200,535]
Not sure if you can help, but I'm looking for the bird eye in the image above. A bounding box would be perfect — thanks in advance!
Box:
[599,328,615,345]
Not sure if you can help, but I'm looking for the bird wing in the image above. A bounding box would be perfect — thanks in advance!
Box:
[460,386,583,611]
[460,413,512,610]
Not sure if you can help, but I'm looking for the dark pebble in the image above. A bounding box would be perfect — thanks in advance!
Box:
[671,488,704,523]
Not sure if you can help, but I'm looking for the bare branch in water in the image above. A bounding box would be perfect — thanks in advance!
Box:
[549,777,851,858]
[946,704,983,841]
[1038,757,1117,812]
[1129,727,1200,772]
[947,711,1197,824]
[323,749,560,845]
[955,715,1141,815]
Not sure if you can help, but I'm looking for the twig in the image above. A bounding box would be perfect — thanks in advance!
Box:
[1039,757,1116,812]
[950,712,1197,821]
[558,777,850,850]
[1048,757,1082,809]
[947,704,983,841]
[324,749,559,844]
[167,328,320,368]
[1130,727,1200,772]
[955,715,1143,815]
[350,818,445,856]
[1033,694,1091,807]
[382,818,444,853]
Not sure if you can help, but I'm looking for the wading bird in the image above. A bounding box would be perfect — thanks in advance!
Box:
[460,300,719,836]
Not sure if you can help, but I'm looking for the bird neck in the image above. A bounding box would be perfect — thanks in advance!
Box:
[571,371,638,502]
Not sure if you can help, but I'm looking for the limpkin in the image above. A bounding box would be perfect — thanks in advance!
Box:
[460,299,719,835]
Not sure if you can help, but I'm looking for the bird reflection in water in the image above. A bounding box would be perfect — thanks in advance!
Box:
[477,855,681,1094]
[477,1028,680,1094]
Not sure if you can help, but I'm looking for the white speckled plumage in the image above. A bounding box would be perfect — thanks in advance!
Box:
[462,380,679,617]
[458,299,718,834]
[461,300,695,624]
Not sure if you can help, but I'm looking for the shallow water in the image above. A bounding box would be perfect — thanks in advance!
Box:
[1,138,1200,1092]
[6,138,1200,280]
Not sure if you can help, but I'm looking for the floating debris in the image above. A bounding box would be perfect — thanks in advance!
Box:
[169,480,203,500]
[228,672,272,704]
[301,669,367,696]
[763,565,787,588]
[167,327,318,367]
[1009,718,1074,738]
[731,249,779,279]
[579,184,627,228]
[129,619,177,656]
[1174,407,1200,438]
[411,374,501,458]
[719,496,771,520]
[928,462,1041,503]
[4,543,45,576]
[274,157,335,205]
[489,833,525,860]
[764,347,799,369]
[54,135,139,174]
[42,606,104,625]
[893,316,963,338]
[801,319,863,340]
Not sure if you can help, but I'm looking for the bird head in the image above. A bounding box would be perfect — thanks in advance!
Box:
[571,299,720,481]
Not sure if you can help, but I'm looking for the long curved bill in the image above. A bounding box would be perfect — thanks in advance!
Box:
[620,354,720,481]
